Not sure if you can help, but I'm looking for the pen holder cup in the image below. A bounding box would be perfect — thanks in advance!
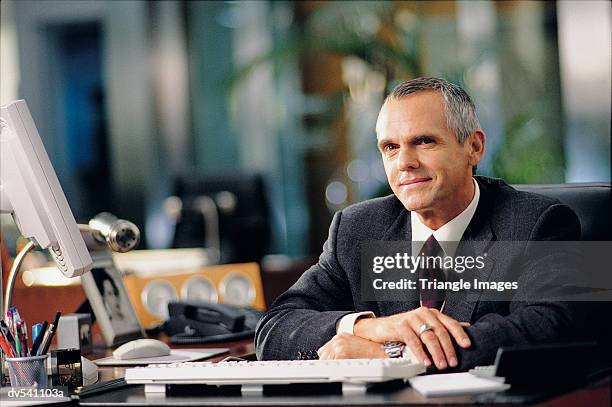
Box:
[5,354,49,388]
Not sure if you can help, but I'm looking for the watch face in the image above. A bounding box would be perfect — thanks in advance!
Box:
[141,280,178,319]
[219,273,255,307]
[181,276,218,303]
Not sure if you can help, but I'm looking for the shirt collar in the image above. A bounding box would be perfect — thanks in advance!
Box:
[411,178,480,256]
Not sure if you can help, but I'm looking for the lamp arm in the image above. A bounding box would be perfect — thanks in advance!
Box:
[2,212,140,316]
[2,226,109,317]
[3,240,36,316]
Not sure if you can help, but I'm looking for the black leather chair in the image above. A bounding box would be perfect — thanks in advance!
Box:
[171,173,271,263]
[516,183,611,362]
[515,183,611,240]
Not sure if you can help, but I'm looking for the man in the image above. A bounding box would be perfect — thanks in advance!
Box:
[256,77,588,370]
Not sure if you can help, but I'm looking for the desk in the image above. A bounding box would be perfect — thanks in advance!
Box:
[82,337,610,407]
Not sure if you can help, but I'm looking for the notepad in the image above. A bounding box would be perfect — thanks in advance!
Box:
[408,372,510,397]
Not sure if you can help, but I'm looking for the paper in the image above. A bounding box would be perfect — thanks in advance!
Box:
[408,372,510,397]
[94,348,228,366]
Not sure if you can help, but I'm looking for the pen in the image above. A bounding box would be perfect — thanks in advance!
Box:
[0,320,16,352]
[0,329,15,357]
[9,307,20,340]
[11,307,21,324]
[10,307,21,331]
[32,323,43,350]
[39,311,61,355]
[32,323,42,342]
[31,321,48,356]
[17,320,28,356]
[13,321,22,357]
[6,309,15,338]
[22,321,29,356]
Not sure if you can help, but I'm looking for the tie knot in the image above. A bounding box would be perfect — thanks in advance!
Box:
[422,235,443,257]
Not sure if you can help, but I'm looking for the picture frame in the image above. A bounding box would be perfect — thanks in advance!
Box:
[80,251,143,347]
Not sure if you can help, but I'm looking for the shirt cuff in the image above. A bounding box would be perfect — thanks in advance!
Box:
[336,311,375,335]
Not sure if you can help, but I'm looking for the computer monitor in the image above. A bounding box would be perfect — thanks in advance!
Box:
[0,100,92,277]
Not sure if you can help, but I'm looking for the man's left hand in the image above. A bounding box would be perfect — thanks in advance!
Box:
[317,333,387,360]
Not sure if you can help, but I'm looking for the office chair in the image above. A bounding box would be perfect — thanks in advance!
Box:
[516,182,611,363]
[169,173,271,264]
[514,183,610,240]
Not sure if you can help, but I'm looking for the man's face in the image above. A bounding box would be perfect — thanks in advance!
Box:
[376,91,480,218]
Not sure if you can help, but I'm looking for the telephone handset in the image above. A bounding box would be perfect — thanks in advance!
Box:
[163,301,263,344]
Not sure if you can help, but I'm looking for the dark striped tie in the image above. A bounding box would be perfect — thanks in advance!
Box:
[418,235,446,310]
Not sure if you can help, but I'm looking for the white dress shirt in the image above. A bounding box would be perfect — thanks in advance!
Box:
[336,178,481,335]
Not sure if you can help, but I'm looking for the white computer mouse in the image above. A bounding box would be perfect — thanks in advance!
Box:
[113,339,171,360]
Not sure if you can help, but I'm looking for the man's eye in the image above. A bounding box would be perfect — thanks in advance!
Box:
[415,137,434,145]
[383,144,398,152]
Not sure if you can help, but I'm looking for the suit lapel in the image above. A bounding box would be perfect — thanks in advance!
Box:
[443,177,497,323]
[378,205,422,315]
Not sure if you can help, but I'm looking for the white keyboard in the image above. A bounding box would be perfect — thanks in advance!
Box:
[126,359,425,391]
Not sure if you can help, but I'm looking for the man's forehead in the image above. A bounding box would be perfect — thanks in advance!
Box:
[381,91,444,115]
[376,91,446,134]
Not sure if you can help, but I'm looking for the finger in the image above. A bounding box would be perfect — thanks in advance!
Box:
[439,314,471,348]
[319,348,334,360]
[409,314,446,367]
[420,313,457,368]
[399,320,431,367]
[411,310,448,369]
[418,329,448,370]
[459,322,471,327]
[317,343,330,360]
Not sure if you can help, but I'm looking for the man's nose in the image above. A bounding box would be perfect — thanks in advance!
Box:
[397,147,419,170]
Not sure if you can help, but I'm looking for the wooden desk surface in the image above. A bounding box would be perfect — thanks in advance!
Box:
[84,336,610,407]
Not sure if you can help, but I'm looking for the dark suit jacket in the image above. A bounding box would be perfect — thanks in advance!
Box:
[256,176,592,369]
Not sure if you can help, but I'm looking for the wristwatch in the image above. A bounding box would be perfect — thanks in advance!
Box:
[383,341,405,358]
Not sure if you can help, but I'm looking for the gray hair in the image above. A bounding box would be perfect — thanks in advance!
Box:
[385,77,481,145]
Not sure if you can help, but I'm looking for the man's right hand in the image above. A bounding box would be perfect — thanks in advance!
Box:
[353,307,471,370]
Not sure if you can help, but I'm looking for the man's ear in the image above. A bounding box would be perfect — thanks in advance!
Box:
[467,130,486,168]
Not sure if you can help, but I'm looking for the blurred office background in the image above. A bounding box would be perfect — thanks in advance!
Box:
[1,0,610,261]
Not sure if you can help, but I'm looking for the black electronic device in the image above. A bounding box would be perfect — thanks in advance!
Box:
[492,342,597,388]
[168,302,245,332]
[163,301,263,344]
[51,348,82,391]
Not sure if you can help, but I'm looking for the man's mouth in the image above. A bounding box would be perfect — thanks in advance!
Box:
[399,177,431,187]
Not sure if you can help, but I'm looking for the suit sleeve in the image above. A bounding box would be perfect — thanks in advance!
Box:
[456,203,594,370]
[255,211,356,360]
